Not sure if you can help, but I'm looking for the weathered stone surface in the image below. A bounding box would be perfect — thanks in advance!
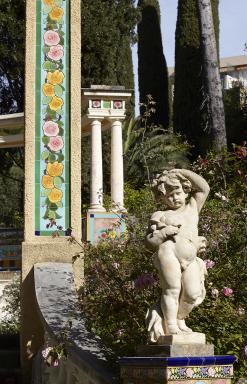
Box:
[158,332,206,345]
[33,262,117,384]
[137,342,214,357]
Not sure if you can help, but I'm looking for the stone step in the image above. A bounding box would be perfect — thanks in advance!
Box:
[0,349,20,369]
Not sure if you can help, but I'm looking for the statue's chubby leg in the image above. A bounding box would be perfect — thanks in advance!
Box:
[177,259,203,332]
[155,242,182,334]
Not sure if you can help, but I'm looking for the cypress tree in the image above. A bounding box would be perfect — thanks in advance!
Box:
[81,0,137,93]
[173,0,219,157]
[137,0,170,129]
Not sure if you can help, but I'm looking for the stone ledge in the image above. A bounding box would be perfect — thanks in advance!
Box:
[34,262,118,384]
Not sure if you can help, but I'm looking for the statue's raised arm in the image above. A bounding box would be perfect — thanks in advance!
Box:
[171,169,210,212]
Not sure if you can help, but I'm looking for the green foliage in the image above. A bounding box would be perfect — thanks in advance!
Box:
[173,0,219,157]
[123,95,189,187]
[224,85,247,147]
[0,274,21,335]
[137,0,170,128]
[81,0,138,115]
[0,149,24,227]
[82,151,247,381]
[0,0,25,113]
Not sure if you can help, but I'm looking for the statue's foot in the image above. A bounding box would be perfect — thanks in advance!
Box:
[177,319,193,334]
[167,324,183,334]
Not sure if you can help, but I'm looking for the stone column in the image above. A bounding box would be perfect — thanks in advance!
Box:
[110,119,125,211]
[89,118,105,212]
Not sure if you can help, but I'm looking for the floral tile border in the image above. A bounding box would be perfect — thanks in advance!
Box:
[121,365,233,380]
[35,0,70,235]
[167,365,234,380]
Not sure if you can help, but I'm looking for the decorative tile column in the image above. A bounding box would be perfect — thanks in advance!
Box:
[110,118,125,211]
[88,118,105,212]
[22,0,81,381]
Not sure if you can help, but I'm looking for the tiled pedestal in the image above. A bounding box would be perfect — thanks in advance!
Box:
[119,356,236,384]
[82,212,126,243]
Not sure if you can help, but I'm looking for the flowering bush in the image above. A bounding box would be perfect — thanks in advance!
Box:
[81,151,247,381]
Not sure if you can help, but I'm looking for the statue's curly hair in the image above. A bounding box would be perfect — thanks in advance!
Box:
[152,170,192,202]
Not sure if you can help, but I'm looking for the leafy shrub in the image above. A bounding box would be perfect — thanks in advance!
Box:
[81,150,247,381]
[0,273,21,335]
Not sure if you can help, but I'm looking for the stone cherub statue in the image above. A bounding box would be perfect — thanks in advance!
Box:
[145,169,210,342]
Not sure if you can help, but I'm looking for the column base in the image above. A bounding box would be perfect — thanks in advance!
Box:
[120,355,236,384]
[88,205,106,212]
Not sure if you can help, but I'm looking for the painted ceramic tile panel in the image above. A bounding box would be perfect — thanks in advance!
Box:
[167,365,233,380]
[35,0,70,235]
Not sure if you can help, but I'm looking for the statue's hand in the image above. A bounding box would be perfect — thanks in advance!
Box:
[161,225,180,239]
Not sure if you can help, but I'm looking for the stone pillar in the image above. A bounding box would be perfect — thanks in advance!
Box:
[88,118,105,212]
[110,119,125,211]
[21,1,82,382]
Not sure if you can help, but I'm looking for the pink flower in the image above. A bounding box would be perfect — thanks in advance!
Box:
[48,136,64,151]
[236,169,242,176]
[44,30,60,46]
[204,259,215,269]
[101,232,107,240]
[222,287,233,297]
[43,121,59,137]
[52,359,59,367]
[134,273,155,290]
[48,44,64,61]
[235,147,247,158]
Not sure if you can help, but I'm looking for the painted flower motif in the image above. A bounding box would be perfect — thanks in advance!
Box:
[49,6,64,21]
[92,100,101,108]
[48,188,63,203]
[47,70,64,85]
[42,175,54,189]
[113,100,123,109]
[46,161,63,177]
[211,288,219,298]
[186,368,194,378]
[43,121,59,137]
[47,44,64,61]
[48,136,64,151]
[43,0,55,6]
[108,231,117,239]
[49,96,63,111]
[208,367,216,376]
[204,259,215,269]
[222,287,233,297]
[42,83,55,97]
[44,30,60,46]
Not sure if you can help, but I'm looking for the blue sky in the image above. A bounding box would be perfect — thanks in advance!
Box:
[133,0,247,113]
